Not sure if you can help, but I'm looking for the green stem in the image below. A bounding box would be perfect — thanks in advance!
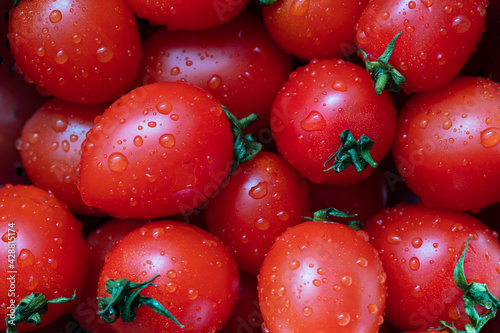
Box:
[359,31,405,94]
[5,291,76,333]
[323,129,377,173]
[97,275,183,328]
[256,0,279,6]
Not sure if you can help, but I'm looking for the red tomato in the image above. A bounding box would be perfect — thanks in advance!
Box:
[78,82,234,219]
[270,58,397,185]
[205,151,312,275]
[363,203,500,331]
[7,0,142,104]
[392,77,500,212]
[138,11,294,134]
[97,221,240,333]
[356,0,487,93]
[260,0,369,60]
[258,221,387,332]
[19,98,107,216]
[71,218,147,333]
[0,184,90,332]
[125,0,249,31]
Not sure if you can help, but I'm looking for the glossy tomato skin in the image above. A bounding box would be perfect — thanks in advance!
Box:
[138,12,294,134]
[205,151,312,275]
[126,0,249,31]
[0,184,90,332]
[97,220,240,333]
[270,58,397,185]
[71,218,147,333]
[364,203,500,331]
[258,221,387,332]
[78,82,234,219]
[392,77,500,212]
[261,0,369,60]
[356,0,487,93]
[7,0,142,104]
[20,98,107,216]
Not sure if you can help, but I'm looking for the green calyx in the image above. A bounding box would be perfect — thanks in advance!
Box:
[359,31,405,95]
[5,291,76,333]
[223,106,262,175]
[256,0,279,6]
[323,129,377,173]
[437,238,500,333]
[303,208,364,230]
[13,0,20,7]
[97,274,183,328]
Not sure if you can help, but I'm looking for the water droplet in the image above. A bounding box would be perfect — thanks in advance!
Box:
[381,11,390,20]
[368,304,379,315]
[496,261,500,274]
[2,231,16,242]
[249,181,268,199]
[386,233,402,244]
[72,33,82,44]
[419,119,429,128]
[409,257,420,271]
[300,111,327,132]
[378,272,387,284]
[302,306,313,317]
[277,211,289,221]
[255,217,270,231]
[187,289,199,300]
[96,46,113,63]
[290,0,310,16]
[51,115,68,132]
[170,67,180,75]
[408,1,416,9]
[412,237,423,248]
[420,0,433,7]
[356,257,368,267]
[159,134,176,148]
[332,80,347,92]
[166,281,178,293]
[207,75,222,90]
[148,121,157,128]
[108,152,128,172]
[36,47,46,57]
[49,10,62,23]
[156,101,172,115]
[277,286,286,297]
[452,15,471,33]
[152,227,165,239]
[480,127,500,148]
[317,267,326,275]
[289,260,300,270]
[477,4,487,17]
[18,249,35,267]
[55,49,69,64]
[25,276,38,291]
[336,313,351,326]
[443,118,452,129]
[443,5,452,14]
[133,136,143,147]
[341,274,352,287]
[167,270,177,279]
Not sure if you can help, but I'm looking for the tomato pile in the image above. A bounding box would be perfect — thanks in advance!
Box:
[1,0,500,332]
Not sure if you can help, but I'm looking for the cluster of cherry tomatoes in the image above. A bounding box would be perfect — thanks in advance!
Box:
[1,0,500,332]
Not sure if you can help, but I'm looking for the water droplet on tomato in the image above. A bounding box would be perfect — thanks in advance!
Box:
[356,257,368,267]
[170,67,180,75]
[96,46,113,63]
[368,304,379,315]
[255,217,270,231]
[443,5,452,14]
[408,1,416,9]
[378,272,387,284]
[152,227,164,239]
[72,33,82,44]
[36,47,46,57]
[496,261,500,274]
[167,270,177,279]
[409,257,420,271]
[336,313,351,326]
[411,237,423,248]
[452,15,471,33]
[18,249,35,267]
[302,306,313,317]
[289,260,300,270]
[442,118,452,129]
[341,274,352,287]
[420,0,433,6]
[25,276,38,291]
[49,10,62,23]
[480,127,500,148]
[55,49,69,64]
[249,181,268,199]
[159,134,175,148]
[187,288,199,300]
[51,115,68,132]
[381,11,390,20]
[277,286,286,297]
[148,121,157,128]
[156,101,173,115]
[300,111,326,132]
[108,152,128,172]
[290,0,310,16]
[477,4,487,17]
[386,233,402,244]
[317,267,326,275]
[133,136,143,147]
[166,281,178,293]
[332,80,347,92]
[207,75,222,90]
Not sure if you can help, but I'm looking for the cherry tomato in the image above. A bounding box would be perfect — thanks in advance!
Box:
[8,0,142,104]
[270,58,397,185]
[205,151,312,275]
[258,221,387,332]
[97,220,240,333]
[78,82,234,219]
[392,76,500,212]
[363,203,500,331]
[0,184,90,332]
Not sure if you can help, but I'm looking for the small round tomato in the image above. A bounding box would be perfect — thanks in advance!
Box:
[7,0,142,104]
[97,221,240,333]
[392,77,500,212]
[258,221,387,332]
[19,98,107,216]
[78,82,234,219]
[270,58,397,185]
[0,184,90,332]
[261,0,369,60]
[364,203,500,332]
[205,151,312,275]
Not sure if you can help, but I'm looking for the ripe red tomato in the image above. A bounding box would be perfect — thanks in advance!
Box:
[71,218,147,333]
[356,0,487,93]
[138,11,294,134]
[78,82,234,219]
[270,58,397,185]
[260,0,369,60]
[0,184,90,332]
[97,220,240,333]
[125,0,249,31]
[205,151,312,275]
[392,77,500,212]
[258,221,387,332]
[7,0,142,104]
[363,203,500,332]
[19,98,107,216]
